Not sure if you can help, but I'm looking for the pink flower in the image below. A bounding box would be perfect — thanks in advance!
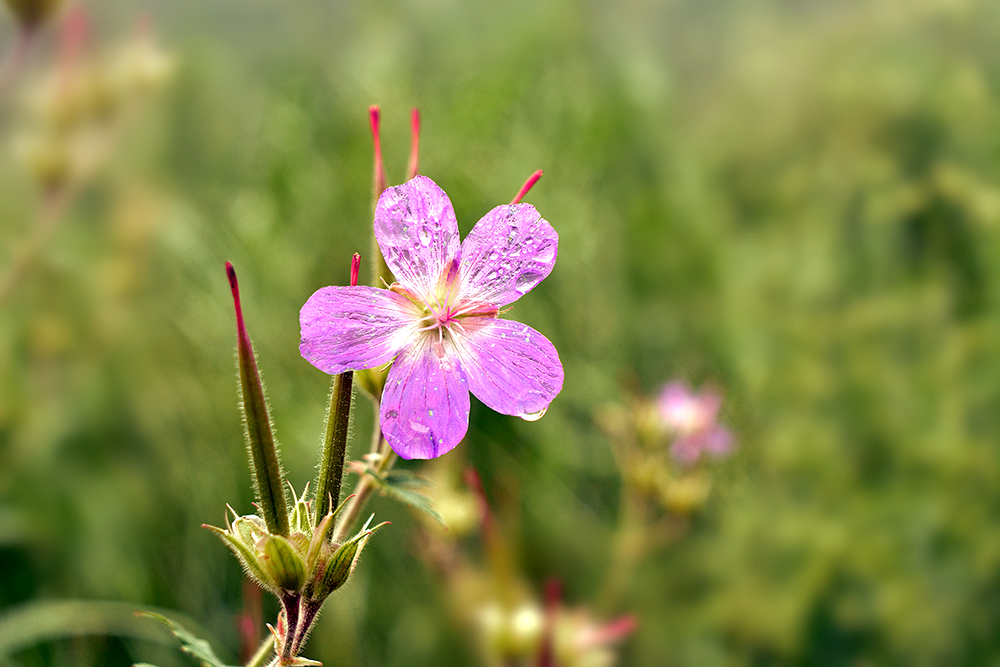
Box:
[657,382,733,463]
[300,175,563,459]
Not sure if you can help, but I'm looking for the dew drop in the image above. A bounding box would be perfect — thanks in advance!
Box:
[521,406,547,422]
[418,228,431,246]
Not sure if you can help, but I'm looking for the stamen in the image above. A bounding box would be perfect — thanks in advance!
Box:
[511,169,543,205]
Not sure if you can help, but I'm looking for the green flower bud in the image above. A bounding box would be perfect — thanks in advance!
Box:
[304,517,388,602]
[258,534,307,593]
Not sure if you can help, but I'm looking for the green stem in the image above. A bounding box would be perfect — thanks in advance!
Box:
[331,409,396,545]
[244,634,275,667]
[314,371,354,522]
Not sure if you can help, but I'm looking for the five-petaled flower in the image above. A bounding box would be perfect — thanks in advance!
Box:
[300,175,564,459]
[657,382,733,464]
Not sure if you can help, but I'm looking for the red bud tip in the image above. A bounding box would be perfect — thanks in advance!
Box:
[350,253,361,287]
[368,105,380,137]
[511,169,543,205]
[407,108,421,180]
[226,261,247,334]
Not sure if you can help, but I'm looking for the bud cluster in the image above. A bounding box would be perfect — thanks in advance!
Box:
[206,488,386,663]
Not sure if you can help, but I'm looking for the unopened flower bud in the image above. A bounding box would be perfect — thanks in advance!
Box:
[304,516,387,602]
[258,534,307,593]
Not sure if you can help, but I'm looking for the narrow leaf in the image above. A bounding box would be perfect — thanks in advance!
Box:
[137,612,235,667]
[371,469,446,526]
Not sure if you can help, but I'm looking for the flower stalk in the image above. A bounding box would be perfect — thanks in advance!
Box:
[227,261,289,537]
[313,253,361,521]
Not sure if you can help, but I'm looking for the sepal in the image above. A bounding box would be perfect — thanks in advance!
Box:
[305,515,388,601]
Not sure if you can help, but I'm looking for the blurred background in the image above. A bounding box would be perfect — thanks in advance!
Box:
[2,0,1000,664]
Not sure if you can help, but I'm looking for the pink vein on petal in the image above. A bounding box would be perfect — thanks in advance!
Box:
[374,175,461,301]
[299,285,419,375]
[380,337,471,459]
[454,317,563,420]
[459,203,558,307]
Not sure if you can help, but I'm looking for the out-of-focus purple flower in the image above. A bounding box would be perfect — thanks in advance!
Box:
[300,175,563,459]
[657,382,733,464]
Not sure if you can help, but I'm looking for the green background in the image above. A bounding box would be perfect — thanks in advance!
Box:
[3,0,1000,664]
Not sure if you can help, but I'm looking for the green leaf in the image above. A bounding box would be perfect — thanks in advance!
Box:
[137,612,235,667]
[370,469,446,526]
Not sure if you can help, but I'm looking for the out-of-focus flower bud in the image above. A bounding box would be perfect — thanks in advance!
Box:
[478,601,545,661]
[16,133,70,189]
[4,0,61,30]
[658,473,711,514]
[108,33,175,96]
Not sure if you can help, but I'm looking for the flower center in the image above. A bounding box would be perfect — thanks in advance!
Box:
[391,260,500,345]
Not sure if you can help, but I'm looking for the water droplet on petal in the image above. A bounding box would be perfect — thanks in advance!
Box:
[418,228,431,246]
[521,406,547,422]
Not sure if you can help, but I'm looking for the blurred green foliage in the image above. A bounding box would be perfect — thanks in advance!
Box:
[3,0,1000,664]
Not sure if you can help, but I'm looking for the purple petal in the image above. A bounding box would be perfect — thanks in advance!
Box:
[300,285,418,374]
[459,203,558,307]
[453,317,563,420]
[374,175,461,301]
[671,434,703,464]
[704,426,734,457]
[380,336,471,459]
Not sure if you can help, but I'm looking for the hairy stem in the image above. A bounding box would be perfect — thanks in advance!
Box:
[331,406,396,545]
[314,371,354,522]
